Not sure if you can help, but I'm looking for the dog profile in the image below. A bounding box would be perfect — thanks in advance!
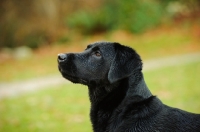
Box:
[58,41,200,132]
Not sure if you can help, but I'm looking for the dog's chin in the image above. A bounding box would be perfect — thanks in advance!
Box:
[59,69,88,85]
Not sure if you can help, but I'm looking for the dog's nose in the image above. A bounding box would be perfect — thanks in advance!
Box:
[58,53,67,62]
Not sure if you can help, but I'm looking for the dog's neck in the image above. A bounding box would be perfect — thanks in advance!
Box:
[126,72,152,99]
[88,71,152,106]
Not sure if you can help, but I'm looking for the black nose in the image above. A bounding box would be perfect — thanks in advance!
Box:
[58,53,67,62]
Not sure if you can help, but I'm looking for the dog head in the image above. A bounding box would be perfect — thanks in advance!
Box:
[58,41,142,86]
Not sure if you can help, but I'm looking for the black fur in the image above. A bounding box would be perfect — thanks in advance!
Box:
[58,41,200,132]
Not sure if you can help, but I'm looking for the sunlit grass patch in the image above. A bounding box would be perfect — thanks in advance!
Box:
[0,84,91,132]
[144,61,200,113]
[109,28,199,60]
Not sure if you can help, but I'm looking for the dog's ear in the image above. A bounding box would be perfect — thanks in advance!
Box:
[108,43,142,84]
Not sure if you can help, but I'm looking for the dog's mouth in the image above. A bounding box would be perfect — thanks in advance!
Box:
[58,65,88,85]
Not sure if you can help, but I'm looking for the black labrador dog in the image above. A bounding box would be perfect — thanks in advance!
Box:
[58,41,200,132]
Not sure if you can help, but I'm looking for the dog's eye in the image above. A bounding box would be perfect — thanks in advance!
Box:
[94,51,101,57]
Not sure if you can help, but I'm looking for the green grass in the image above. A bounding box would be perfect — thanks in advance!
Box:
[144,61,200,112]
[0,61,200,132]
[0,84,91,132]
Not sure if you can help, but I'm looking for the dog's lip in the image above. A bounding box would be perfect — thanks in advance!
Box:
[60,70,88,85]
[58,65,76,78]
[58,64,88,85]
[58,65,63,72]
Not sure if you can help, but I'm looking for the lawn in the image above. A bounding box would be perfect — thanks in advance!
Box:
[144,61,200,112]
[0,61,200,132]
[0,84,91,132]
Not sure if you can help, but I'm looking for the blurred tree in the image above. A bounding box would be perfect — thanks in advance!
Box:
[0,0,104,48]
[67,0,165,34]
[0,0,58,48]
[0,0,199,48]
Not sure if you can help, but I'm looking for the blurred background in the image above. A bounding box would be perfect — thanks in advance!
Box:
[0,0,200,131]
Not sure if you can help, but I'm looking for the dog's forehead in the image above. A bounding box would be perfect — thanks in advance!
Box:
[87,42,114,51]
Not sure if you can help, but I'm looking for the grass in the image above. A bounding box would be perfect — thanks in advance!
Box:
[144,61,200,112]
[0,23,200,82]
[0,61,200,132]
[0,84,91,132]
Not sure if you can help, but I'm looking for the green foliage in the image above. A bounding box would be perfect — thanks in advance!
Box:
[0,21,18,48]
[67,10,114,34]
[1,0,199,48]
[115,0,164,33]
[0,21,46,49]
[57,35,70,44]
[67,0,165,34]
[24,31,46,49]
